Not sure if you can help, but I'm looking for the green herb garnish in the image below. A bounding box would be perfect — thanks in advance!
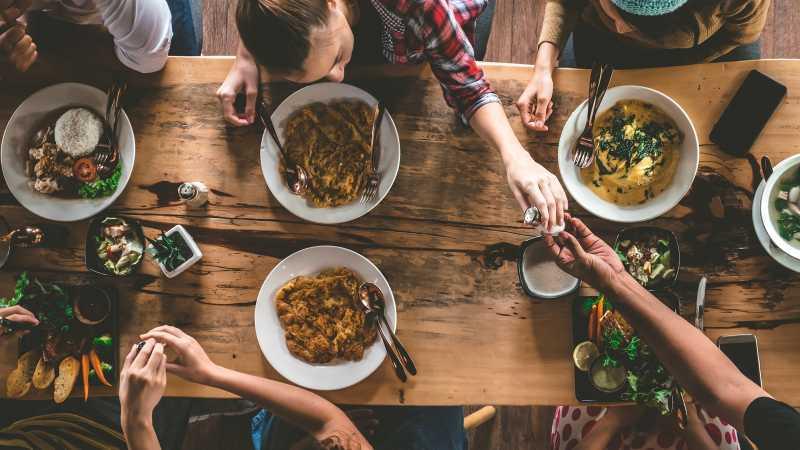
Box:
[78,164,122,199]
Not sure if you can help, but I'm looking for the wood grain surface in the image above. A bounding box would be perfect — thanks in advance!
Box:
[0,58,799,406]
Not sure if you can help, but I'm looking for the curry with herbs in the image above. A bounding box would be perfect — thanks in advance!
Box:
[581,100,682,205]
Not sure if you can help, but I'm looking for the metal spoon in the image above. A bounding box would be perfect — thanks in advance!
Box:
[256,99,309,196]
[357,283,417,376]
[354,285,407,382]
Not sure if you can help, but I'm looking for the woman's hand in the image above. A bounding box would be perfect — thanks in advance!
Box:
[119,339,166,432]
[0,0,37,73]
[216,45,260,127]
[504,149,568,231]
[140,325,217,385]
[516,42,558,132]
[544,215,625,290]
[0,305,38,339]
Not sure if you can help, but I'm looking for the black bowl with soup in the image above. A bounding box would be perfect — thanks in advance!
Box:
[517,237,579,299]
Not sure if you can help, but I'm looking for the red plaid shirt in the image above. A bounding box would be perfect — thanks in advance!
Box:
[369,0,500,119]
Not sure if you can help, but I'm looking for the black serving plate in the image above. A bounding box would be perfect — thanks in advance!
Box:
[85,215,145,277]
[572,292,678,403]
[614,226,681,292]
[19,284,119,388]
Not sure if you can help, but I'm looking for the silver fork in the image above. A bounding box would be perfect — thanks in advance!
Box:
[96,81,126,165]
[361,102,386,204]
[572,63,614,168]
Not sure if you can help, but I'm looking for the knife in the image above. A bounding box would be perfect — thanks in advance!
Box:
[695,276,707,331]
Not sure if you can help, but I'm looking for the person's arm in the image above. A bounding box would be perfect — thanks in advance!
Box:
[0,305,39,338]
[516,0,583,131]
[119,339,167,450]
[93,0,172,73]
[543,216,769,431]
[409,0,567,229]
[216,40,265,127]
[470,102,568,230]
[140,326,371,448]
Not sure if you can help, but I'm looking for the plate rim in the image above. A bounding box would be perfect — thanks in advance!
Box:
[0,82,135,222]
[759,153,800,261]
[558,85,699,223]
[253,245,397,391]
[259,82,401,224]
[753,180,800,272]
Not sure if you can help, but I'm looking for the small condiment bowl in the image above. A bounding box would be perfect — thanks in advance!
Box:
[85,214,146,277]
[517,236,580,300]
[614,226,681,292]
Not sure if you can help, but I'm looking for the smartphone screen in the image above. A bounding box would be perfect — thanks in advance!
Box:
[719,337,762,386]
[710,70,787,156]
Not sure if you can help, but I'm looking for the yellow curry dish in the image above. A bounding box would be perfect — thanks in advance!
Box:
[581,100,683,206]
[283,100,375,208]
[275,267,377,364]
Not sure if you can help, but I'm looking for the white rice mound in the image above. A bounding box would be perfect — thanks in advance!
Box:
[54,107,104,157]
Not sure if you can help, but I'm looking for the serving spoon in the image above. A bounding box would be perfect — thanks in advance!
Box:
[357,283,417,376]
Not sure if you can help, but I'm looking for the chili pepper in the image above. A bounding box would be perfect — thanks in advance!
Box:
[81,353,90,402]
[588,304,597,342]
[89,349,112,387]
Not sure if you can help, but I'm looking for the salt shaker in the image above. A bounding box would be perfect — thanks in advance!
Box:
[178,182,209,208]
[522,206,564,235]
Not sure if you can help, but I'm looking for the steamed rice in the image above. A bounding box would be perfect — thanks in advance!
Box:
[54,108,103,157]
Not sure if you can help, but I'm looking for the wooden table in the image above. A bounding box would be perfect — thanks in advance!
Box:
[1,58,799,406]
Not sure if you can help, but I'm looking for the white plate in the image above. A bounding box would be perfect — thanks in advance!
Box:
[752,180,800,272]
[1,83,135,222]
[759,154,800,260]
[558,85,699,223]
[254,246,397,391]
[260,83,401,224]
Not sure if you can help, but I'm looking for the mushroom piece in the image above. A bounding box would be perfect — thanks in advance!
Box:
[790,186,800,204]
[789,203,800,217]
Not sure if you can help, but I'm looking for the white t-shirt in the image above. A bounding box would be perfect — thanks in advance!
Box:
[31,0,173,73]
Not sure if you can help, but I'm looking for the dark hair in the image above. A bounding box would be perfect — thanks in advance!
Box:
[236,0,330,73]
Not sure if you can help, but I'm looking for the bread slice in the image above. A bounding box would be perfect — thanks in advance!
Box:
[6,350,40,398]
[32,356,55,390]
[53,356,80,404]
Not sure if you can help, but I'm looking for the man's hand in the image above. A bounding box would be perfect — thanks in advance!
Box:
[505,149,568,231]
[0,305,38,339]
[140,325,217,385]
[216,48,260,127]
[544,215,625,290]
[120,339,166,432]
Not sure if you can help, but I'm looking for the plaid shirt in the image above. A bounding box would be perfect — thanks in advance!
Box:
[369,0,500,120]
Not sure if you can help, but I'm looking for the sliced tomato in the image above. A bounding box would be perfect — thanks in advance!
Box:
[73,158,98,182]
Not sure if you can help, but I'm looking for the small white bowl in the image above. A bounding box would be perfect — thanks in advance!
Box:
[760,154,800,261]
[157,225,203,279]
[558,86,699,223]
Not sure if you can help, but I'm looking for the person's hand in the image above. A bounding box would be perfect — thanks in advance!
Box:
[516,68,554,132]
[0,24,36,73]
[140,325,217,385]
[544,215,625,290]
[0,0,31,22]
[0,305,39,339]
[216,53,260,127]
[119,339,166,431]
[504,149,567,231]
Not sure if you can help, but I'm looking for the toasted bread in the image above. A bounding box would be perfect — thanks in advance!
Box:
[6,350,40,398]
[32,356,56,390]
[53,356,80,404]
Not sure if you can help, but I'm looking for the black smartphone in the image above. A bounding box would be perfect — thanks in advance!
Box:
[710,70,787,156]
[718,334,763,387]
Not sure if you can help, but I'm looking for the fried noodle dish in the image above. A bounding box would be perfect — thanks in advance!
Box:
[283,100,375,208]
[275,268,377,363]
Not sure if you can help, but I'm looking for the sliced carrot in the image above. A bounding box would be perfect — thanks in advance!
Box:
[596,296,605,346]
[81,353,90,402]
[89,349,112,387]
[588,304,597,342]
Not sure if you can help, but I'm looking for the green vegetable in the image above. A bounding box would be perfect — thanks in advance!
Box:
[78,164,122,199]
[146,231,188,271]
[581,295,614,315]
[777,210,800,241]
[93,334,113,349]
[0,272,30,307]
[88,362,113,381]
